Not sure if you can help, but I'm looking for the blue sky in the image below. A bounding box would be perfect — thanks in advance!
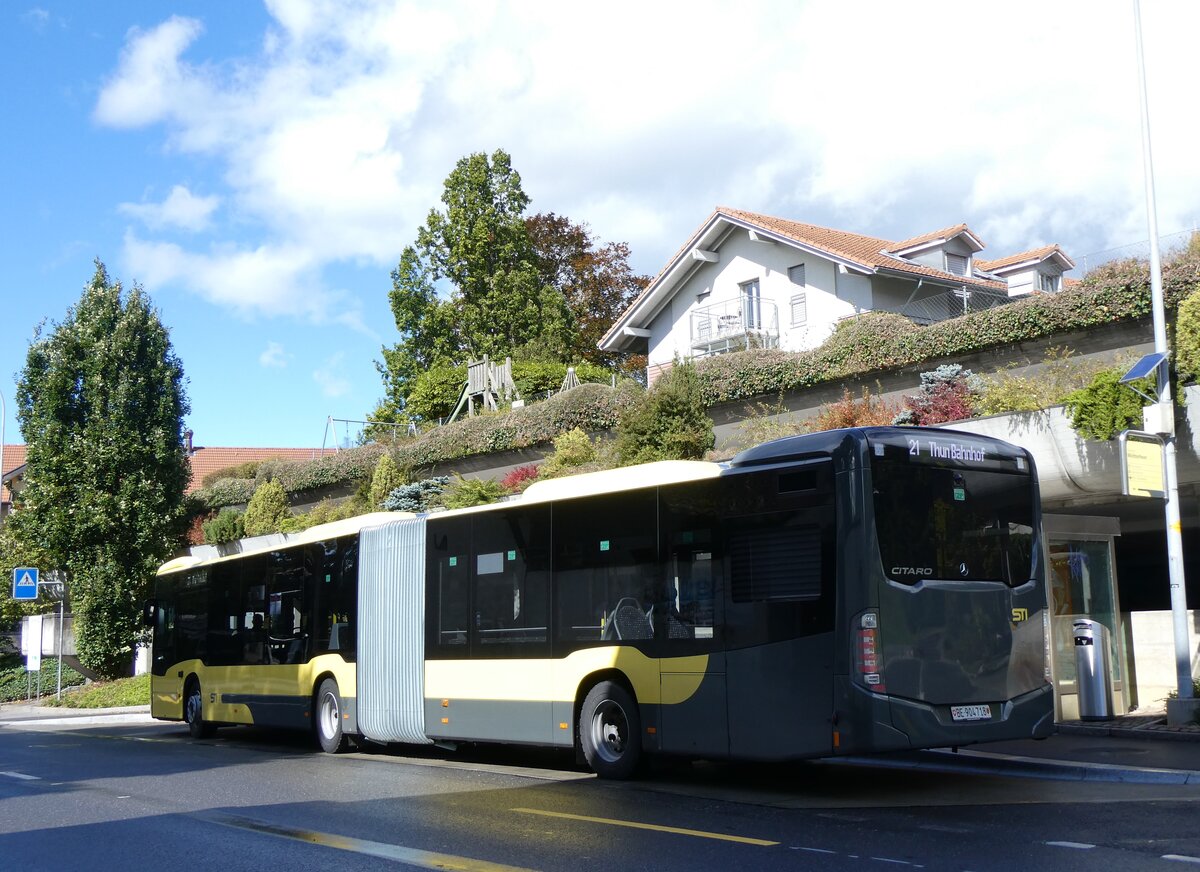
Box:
[2,1,1198,449]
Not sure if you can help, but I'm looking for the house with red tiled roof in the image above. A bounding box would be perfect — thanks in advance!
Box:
[976,244,1076,295]
[599,208,1073,380]
[2,444,27,520]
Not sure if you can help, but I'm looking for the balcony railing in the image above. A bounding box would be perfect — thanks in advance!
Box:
[690,295,779,357]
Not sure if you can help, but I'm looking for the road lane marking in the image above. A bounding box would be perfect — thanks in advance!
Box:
[1163,856,1200,865]
[510,807,778,846]
[0,771,40,780]
[1046,841,1095,849]
[199,811,536,871]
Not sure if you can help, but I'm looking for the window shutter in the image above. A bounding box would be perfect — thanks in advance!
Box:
[791,293,807,326]
[946,253,968,276]
[788,264,806,286]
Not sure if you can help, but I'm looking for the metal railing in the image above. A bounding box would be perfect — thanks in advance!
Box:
[897,287,1015,325]
[690,295,779,356]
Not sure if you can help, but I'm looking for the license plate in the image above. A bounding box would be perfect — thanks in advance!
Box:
[951,704,991,721]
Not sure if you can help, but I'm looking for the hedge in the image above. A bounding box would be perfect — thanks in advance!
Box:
[194,381,641,509]
[695,252,1200,406]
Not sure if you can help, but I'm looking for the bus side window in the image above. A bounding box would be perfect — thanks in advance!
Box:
[426,518,471,656]
[659,480,720,643]
[314,537,358,659]
[553,492,657,652]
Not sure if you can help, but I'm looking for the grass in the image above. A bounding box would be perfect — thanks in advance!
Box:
[43,673,150,708]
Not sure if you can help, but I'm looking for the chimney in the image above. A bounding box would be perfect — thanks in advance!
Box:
[184,429,194,455]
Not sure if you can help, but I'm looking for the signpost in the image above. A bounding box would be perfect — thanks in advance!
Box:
[12,567,38,601]
[1119,431,1166,499]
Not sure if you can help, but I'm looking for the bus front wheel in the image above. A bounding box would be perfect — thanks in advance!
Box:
[580,681,641,779]
[184,680,215,739]
[315,679,350,754]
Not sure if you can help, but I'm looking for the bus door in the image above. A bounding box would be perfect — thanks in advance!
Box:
[721,463,838,761]
[658,479,727,758]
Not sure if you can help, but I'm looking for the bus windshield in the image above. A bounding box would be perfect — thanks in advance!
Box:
[871,452,1034,585]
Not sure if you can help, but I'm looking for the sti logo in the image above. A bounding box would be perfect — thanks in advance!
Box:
[1011,608,1029,623]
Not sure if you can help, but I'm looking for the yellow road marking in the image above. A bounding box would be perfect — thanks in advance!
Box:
[202,811,538,872]
[511,807,778,846]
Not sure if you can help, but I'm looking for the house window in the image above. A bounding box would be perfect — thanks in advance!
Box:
[741,279,762,330]
[945,253,968,276]
[791,293,807,327]
[788,264,806,286]
[1037,272,1061,292]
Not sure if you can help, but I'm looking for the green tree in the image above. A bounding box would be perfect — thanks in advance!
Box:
[616,361,715,464]
[242,479,291,536]
[372,150,574,423]
[201,509,245,545]
[1063,367,1154,440]
[10,262,190,677]
[367,453,407,510]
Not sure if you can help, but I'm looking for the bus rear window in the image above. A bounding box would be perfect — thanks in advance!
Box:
[871,459,1034,585]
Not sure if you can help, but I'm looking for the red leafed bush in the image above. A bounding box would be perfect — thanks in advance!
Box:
[500,463,540,492]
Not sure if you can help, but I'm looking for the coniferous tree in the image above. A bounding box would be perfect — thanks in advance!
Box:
[12,262,190,677]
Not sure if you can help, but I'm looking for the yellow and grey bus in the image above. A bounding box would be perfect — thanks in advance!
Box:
[149,426,1053,778]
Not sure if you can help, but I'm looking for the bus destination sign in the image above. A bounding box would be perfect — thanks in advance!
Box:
[870,432,1027,473]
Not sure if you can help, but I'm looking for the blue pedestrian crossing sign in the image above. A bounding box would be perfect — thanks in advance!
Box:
[12,567,39,601]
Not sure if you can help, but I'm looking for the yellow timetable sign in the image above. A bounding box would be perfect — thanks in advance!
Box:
[1120,431,1165,498]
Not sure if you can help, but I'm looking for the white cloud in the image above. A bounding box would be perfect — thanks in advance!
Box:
[119,185,220,232]
[313,352,351,398]
[259,341,289,368]
[97,0,1200,310]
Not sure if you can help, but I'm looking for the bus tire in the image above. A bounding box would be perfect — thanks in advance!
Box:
[580,681,641,780]
[315,679,349,754]
[184,679,215,739]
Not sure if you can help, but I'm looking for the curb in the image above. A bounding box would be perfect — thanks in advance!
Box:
[1056,721,1200,743]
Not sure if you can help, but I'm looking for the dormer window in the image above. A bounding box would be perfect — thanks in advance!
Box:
[945,253,969,276]
[1037,273,1061,292]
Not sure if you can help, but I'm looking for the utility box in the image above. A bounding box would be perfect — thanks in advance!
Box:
[1073,618,1114,720]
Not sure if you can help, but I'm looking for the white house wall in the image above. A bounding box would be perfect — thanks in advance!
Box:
[644,228,860,368]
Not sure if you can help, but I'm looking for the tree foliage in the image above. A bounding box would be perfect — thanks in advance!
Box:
[242,479,291,536]
[525,212,649,372]
[893,365,982,426]
[616,361,715,464]
[11,262,190,677]
[368,453,407,510]
[373,150,575,422]
[201,509,245,545]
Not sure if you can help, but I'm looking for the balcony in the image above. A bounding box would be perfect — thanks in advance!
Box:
[690,295,779,357]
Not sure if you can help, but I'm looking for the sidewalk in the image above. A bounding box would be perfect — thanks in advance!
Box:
[0,701,153,726]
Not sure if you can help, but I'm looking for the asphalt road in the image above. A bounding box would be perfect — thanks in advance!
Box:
[1,718,1198,871]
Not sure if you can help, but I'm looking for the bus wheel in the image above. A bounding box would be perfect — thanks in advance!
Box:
[315,679,350,754]
[580,681,641,779]
[184,680,215,739]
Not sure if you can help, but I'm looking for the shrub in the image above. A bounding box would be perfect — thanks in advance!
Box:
[500,464,540,493]
[0,654,86,703]
[288,497,367,531]
[202,508,245,544]
[201,460,266,488]
[618,359,715,464]
[808,386,901,432]
[537,428,599,480]
[194,477,256,509]
[441,474,508,509]
[368,453,407,509]
[382,476,450,513]
[1175,286,1200,388]
[894,365,982,426]
[731,395,807,449]
[243,480,291,536]
[1063,367,1154,440]
[976,347,1116,416]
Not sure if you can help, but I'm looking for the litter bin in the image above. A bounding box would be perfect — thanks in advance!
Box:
[1073,618,1113,720]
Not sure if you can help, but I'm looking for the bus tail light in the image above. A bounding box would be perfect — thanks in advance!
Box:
[854,610,886,693]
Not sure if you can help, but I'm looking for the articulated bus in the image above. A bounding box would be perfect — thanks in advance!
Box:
[149,426,1053,778]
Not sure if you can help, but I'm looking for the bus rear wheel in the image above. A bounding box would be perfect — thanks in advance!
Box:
[580,681,641,779]
[184,680,215,739]
[315,679,350,754]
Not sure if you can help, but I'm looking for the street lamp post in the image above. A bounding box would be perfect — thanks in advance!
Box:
[1134,0,1197,724]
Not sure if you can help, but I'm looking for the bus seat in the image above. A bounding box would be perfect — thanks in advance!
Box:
[610,598,652,640]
